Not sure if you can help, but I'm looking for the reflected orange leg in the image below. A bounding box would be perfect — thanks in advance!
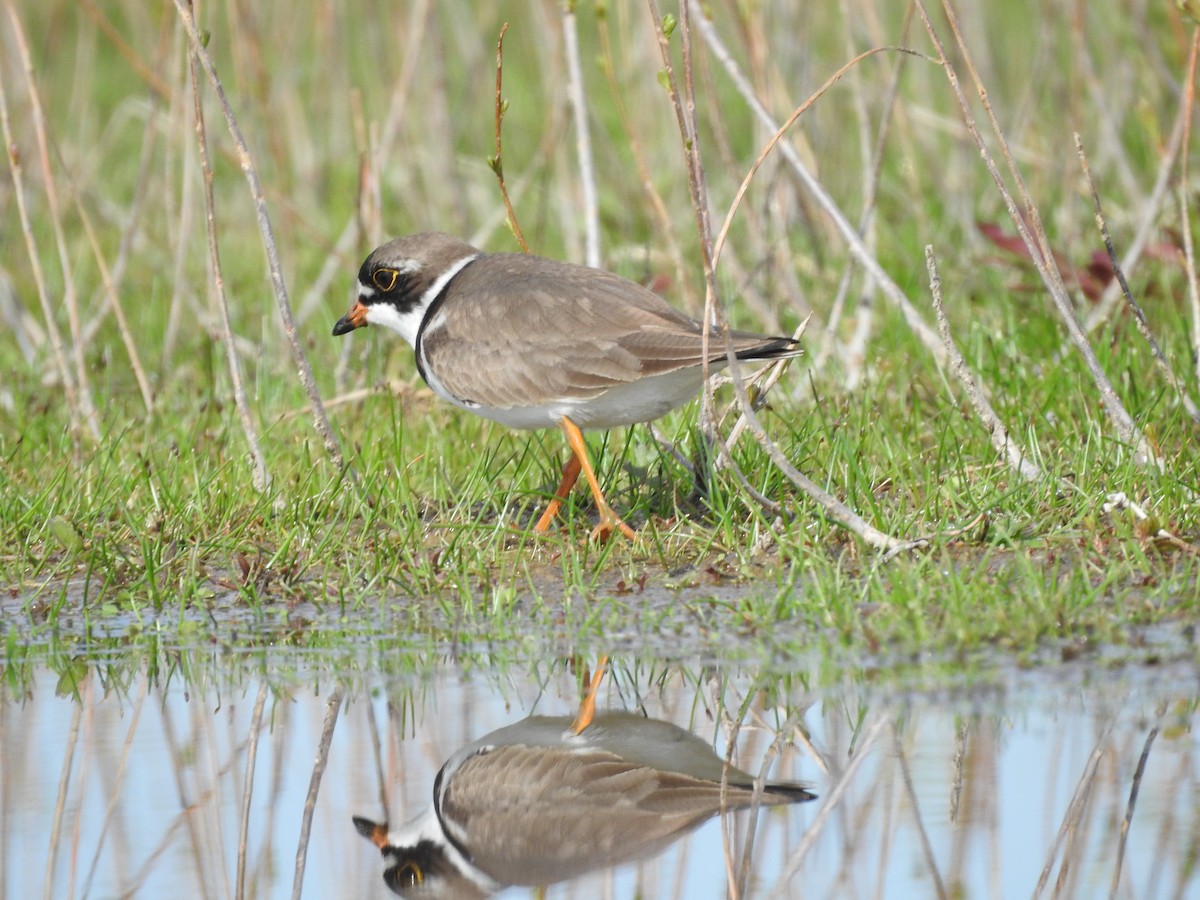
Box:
[558,417,636,543]
[533,453,582,534]
[570,655,609,735]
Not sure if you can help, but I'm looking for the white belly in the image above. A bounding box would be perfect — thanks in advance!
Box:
[441,367,711,430]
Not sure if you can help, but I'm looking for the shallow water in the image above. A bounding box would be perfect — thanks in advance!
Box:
[2,649,1196,899]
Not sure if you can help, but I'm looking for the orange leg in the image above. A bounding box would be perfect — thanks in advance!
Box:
[533,453,582,534]
[558,417,636,543]
[570,655,609,735]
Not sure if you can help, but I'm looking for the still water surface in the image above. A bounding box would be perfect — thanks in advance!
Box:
[2,653,1195,898]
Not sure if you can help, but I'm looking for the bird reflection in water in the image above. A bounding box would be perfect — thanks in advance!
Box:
[354,663,816,897]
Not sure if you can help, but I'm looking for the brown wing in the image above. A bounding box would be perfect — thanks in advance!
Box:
[440,743,768,886]
[420,254,790,409]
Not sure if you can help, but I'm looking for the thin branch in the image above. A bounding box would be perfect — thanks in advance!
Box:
[1109,727,1159,899]
[774,716,888,888]
[1,3,97,442]
[185,6,271,492]
[918,0,1157,468]
[490,23,530,252]
[691,4,948,362]
[172,0,346,471]
[236,681,270,900]
[1033,745,1104,898]
[291,686,345,900]
[926,246,1043,481]
[1076,133,1200,424]
[562,2,601,268]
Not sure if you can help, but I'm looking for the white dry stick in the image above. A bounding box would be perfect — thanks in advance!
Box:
[691,3,948,364]
[0,4,96,441]
[562,1,601,269]
[926,246,1043,481]
[1033,745,1104,899]
[236,681,270,900]
[173,0,346,470]
[292,687,345,900]
[919,0,1158,469]
[186,33,271,493]
[657,3,916,553]
[773,716,889,889]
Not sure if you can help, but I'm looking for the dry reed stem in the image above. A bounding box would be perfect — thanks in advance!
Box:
[1076,133,1200,424]
[657,1,914,552]
[185,7,271,493]
[1033,744,1104,898]
[491,23,530,253]
[692,4,947,361]
[1109,726,1159,899]
[236,681,270,900]
[926,246,1043,481]
[291,686,345,900]
[894,726,950,900]
[5,6,102,442]
[78,676,148,896]
[1082,57,1191,338]
[562,4,601,268]
[773,715,888,888]
[1180,29,1200,390]
[920,0,1158,469]
[43,684,83,900]
[596,12,694,310]
[0,5,95,444]
[77,205,155,414]
[172,0,345,471]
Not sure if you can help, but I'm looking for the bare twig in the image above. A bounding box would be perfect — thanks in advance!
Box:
[562,3,600,268]
[1076,134,1200,424]
[172,0,346,471]
[78,205,155,414]
[926,246,1043,481]
[1082,47,1192,338]
[291,686,345,900]
[654,2,915,553]
[184,6,271,492]
[691,4,947,361]
[1033,745,1104,898]
[918,0,1158,468]
[895,726,949,900]
[774,716,888,888]
[1109,727,1158,899]
[236,681,270,900]
[1,3,98,443]
[1186,30,1200,389]
[490,23,530,253]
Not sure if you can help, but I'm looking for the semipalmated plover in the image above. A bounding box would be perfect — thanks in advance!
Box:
[354,710,816,896]
[333,233,801,540]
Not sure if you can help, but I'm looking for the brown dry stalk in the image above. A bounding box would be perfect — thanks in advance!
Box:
[918,0,1158,468]
[2,3,100,443]
[661,2,915,552]
[172,0,345,471]
[184,4,271,493]
[926,246,1043,481]
[491,23,530,253]
[290,686,345,900]
[1076,134,1200,424]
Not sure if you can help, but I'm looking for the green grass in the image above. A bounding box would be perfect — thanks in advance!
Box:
[1,0,1198,677]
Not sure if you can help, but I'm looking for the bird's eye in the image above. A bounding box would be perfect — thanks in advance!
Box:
[395,861,423,887]
[373,268,401,292]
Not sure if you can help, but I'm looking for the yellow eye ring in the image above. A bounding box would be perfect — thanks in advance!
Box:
[396,861,423,886]
[372,268,400,292]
